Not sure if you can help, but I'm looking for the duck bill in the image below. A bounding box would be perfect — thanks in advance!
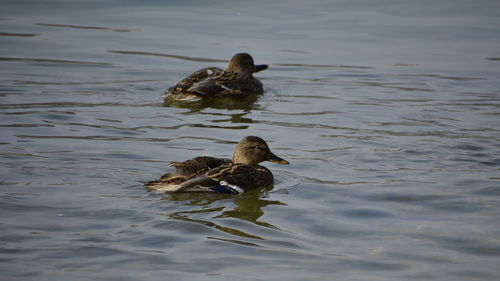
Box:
[254,64,269,73]
[268,153,289,165]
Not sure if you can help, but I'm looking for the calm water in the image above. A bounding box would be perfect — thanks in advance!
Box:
[1,1,500,280]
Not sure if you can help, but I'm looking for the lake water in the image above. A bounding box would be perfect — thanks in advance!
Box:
[1,0,500,280]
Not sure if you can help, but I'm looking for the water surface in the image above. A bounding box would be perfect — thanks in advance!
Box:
[1,1,500,280]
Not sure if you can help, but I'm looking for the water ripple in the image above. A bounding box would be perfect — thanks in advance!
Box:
[108,50,227,63]
[2,2,500,280]
[0,57,112,66]
[36,23,133,32]
[0,32,38,37]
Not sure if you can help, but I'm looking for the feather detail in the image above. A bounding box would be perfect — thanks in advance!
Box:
[149,184,184,194]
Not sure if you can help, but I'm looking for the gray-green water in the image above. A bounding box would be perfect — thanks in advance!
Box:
[1,1,500,280]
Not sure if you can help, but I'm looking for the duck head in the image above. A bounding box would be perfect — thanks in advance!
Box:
[225,53,260,78]
[232,136,289,166]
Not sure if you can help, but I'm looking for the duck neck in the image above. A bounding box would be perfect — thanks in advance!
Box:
[232,154,258,166]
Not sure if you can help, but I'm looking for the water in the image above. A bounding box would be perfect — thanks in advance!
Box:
[1,0,500,280]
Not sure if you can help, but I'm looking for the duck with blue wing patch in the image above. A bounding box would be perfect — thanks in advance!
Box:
[145,136,289,194]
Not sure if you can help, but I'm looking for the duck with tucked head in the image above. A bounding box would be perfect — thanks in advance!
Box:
[163,53,268,101]
[145,136,289,194]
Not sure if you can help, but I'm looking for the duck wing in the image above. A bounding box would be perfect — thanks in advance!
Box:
[167,164,273,194]
[207,164,274,191]
[187,77,225,96]
[144,172,186,190]
[189,72,257,97]
[144,156,230,192]
[170,156,231,178]
[165,67,223,96]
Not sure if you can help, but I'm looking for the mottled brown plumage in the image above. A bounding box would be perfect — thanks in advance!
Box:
[163,53,267,101]
[145,136,288,194]
[169,156,231,178]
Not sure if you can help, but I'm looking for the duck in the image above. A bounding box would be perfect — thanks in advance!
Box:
[145,136,289,194]
[163,53,268,101]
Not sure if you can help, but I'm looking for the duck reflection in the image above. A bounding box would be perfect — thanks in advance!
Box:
[164,190,286,239]
[215,192,286,229]
[163,91,260,112]
[164,93,258,128]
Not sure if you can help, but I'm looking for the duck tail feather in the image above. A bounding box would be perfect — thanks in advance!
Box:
[148,183,184,194]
